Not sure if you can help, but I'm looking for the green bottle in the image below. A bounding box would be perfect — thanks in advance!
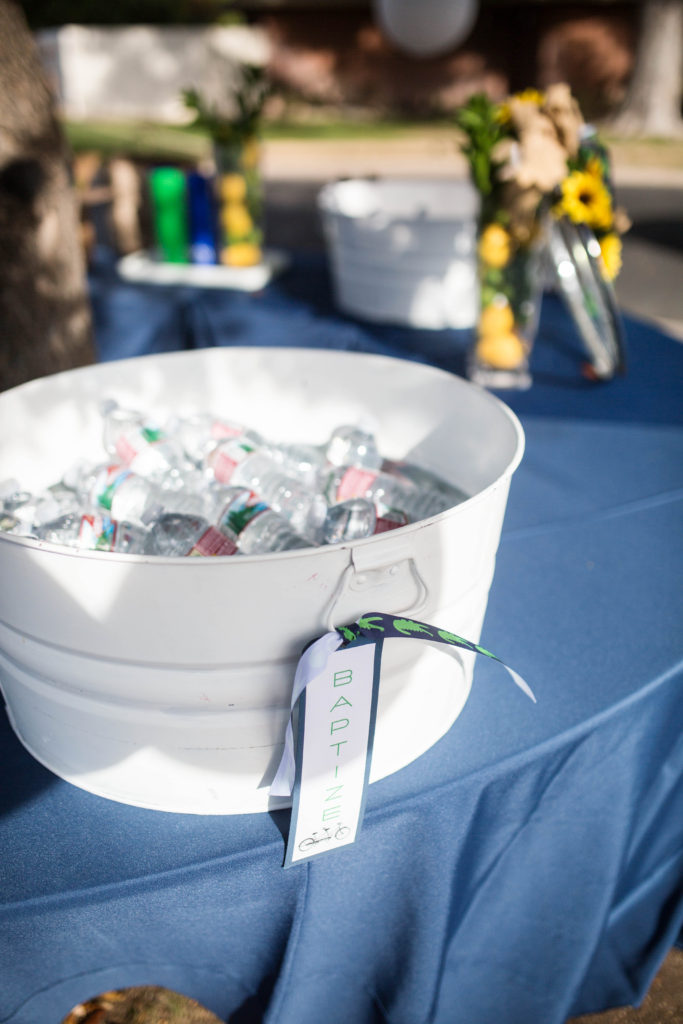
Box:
[148,167,188,263]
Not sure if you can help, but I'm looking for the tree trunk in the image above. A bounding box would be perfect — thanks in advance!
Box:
[0,0,94,392]
[611,0,683,136]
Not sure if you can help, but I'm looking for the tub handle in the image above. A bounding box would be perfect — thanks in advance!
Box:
[324,552,429,632]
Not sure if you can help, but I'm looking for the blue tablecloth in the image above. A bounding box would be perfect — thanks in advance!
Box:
[1,250,682,1024]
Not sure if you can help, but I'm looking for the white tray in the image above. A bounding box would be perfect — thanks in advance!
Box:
[117,248,290,291]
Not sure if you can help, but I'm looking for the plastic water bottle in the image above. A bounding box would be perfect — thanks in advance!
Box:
[373,508,410,533]
[35,512,149,554]
[63,462,207,525]
[322,465,451,522]
[0,480,37,536]
[263,441,327,489]
[0,511,21,535]
[206,437,258,485]
[100,400,189,481]
[0,478,31,511]
[321,498,376,544]
[3,480,81,533]
[166,412,264,466]
[213,487,312,554]
[229,451,328,541]
[325,425,382,470]
[381,458,469,507]
[320,500,407,543]
[146,512,239,557]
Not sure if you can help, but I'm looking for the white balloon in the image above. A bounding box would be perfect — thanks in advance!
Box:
[373,0,479,58]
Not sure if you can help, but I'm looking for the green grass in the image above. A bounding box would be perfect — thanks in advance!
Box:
[63,117,683,177]
[63,116,456,161]
[64,120,212,162]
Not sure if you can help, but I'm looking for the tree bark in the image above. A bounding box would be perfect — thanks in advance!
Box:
[0,0,94,393]
[611,0,683,136]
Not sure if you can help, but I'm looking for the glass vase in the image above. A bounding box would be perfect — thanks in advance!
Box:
[466,221,546,390]
[213,136,264,268]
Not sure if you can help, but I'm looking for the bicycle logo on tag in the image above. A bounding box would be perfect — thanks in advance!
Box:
[298,824,351,852]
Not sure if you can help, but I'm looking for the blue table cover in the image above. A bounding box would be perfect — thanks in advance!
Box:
[1,250,682,1024]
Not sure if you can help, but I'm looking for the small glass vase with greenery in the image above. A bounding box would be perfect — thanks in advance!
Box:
[183,64,269,268]
[455,84,628,389]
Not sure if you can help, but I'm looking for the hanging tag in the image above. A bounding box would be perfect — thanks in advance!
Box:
[276,612,534,867]
[283,637,381,868]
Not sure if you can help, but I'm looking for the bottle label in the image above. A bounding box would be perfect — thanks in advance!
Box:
[94,465,131,511]
[211,442,253,484]
[374,510,409,534]
[211,420,243,441]
[336,467,379,502]
[188,526,238,557]
[218,490,268,538]
[115,424,164,466]
[79,514,116,551]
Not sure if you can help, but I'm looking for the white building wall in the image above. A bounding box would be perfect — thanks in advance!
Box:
[36,25,271,123]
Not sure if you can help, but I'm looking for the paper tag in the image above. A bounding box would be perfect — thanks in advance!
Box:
[275,612,535,868]
[283,639,380,867]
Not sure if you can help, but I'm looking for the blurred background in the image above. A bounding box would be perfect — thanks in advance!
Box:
[1,5,682,1021]
[1,0,682,387]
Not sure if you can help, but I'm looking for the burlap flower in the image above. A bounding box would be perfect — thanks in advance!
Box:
[541,83,583,159]
[492,99,570,195]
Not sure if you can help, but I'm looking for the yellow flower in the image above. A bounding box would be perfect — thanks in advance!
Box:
[221,203,253,240]
[475,331,527,370]
[220,174,247,204]
[496,88,545,124]
[514,88,545,107]
[598,232,623,281]
[478,301,515,338]
[558,171,613,230]
[584,156,605,181]
[221,242,262,267]
[478,224,512,269]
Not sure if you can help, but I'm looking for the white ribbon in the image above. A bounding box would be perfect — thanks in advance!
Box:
[270,630,343,798]
[269,627,535,799]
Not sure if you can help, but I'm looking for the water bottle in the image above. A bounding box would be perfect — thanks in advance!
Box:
[213,487,312,554]
[206,437,258,485]
[166,412,264,466]
[0,511,22,535]
[0,480,39,536]
[325,424,382,470]
[263,441,327,489]
[323,464,451,523]
[5,482,80,532]
[35,512,149,554]
[0,478,29,510]
[146,512,239,557]
[321,498,376,544]
[100,400,189,481]
[64,462,207,526]
[229,451,328,541]
[381,458,469,507]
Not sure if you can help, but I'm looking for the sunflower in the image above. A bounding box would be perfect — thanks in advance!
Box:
[557,170,613,230]
[598,232,623,281]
